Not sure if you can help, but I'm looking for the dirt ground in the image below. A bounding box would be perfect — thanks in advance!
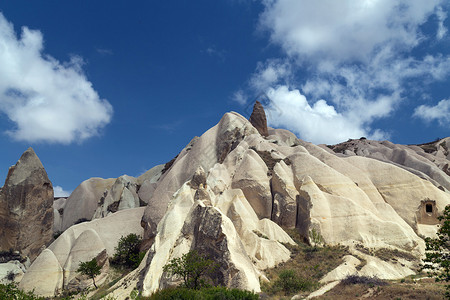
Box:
[316,278,446,300]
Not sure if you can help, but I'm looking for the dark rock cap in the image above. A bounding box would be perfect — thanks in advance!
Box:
[249,101,269,137]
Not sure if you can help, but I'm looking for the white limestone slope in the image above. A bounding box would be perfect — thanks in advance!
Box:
[20,208,145,296]
[137,112,450,296]
[18,111,450,297]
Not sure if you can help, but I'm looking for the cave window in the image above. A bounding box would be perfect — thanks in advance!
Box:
[425,204,433,213]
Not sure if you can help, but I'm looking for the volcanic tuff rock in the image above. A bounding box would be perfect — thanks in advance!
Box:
[15,106,450,297]
[0,148,53,261]
[327,137,450,191]
[249,100,269,137]
[55,164,163,233]
[20,207,145,295]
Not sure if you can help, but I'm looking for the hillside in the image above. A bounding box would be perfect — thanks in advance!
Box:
[1,103,449,299]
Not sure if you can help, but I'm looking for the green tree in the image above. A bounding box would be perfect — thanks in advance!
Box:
[163,250,217,290]
[112,233,145,268]
[422,205,450,298]
[77,258,101,289]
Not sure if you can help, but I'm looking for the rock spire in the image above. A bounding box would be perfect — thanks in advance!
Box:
[249,101,269,137]
[0,147,54,261]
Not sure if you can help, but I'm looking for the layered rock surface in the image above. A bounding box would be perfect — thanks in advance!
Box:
[54,164,163,232]
[135,110,449,296]
[14,106,450,297]
[20,207,145,296]
[0,148,53,261]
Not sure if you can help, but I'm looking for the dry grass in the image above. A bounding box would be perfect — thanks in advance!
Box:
[260,228,350,298]
[316,277,446,300]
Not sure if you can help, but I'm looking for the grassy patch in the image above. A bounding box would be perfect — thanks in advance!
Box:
[341,275,387,286]
[317,277,446,299]
[354,244,417,263]
[261,228,350,298]
[147,286,259,300]
[0,283,45,300]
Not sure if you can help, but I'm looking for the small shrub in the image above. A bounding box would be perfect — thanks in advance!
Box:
[272,269,316,295]
[309,228,324,248]
[53,230,63,240]
[163,250,218,290]
[74,218,89,224]
[149,286,258,300]
[77,258,102,289]
[111,233,145,269]
[0,283,45,299]
[6,270,15,281]
[341,275,388,286]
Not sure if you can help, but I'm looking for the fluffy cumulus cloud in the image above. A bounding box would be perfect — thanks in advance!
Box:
[265,86,377,144]
[0,13,113,144]
[53,185,72,197]
[259,0,441,63]
[243,0,450,144]
[414,99,450,125]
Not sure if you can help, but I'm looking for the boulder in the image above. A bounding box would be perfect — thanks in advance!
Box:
[60,177,115,231]
[93,175,140,218]
[0,148,53,261]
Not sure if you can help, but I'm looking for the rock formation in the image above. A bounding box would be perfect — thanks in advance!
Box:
[0,148,53,261]
[249,101,269,137]
[15,108,450,297]
[20,207,145,295]
[54,164,163,233]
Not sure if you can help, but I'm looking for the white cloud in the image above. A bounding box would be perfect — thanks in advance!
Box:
[241,1,450,144]
[413,99,450,125]
[0,13,113,144]
[250,59,291,91]
[259,0,444,63]
[53,185,72,197]
[436,6,448,39]
[232,89,247,105]
[265,86,386,144]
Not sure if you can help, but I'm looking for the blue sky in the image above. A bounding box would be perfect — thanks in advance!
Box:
[0,1,449,196]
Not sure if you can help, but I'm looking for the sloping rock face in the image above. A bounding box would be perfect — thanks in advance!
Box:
[20,207,145,295]
[55,164,163,232]
[327,137,450,191]
[136,111,450,296]
[0,148,53,261]
[17,109,450,297]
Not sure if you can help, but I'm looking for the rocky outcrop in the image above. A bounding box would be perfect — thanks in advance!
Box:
[20,207,145,295]
[15,111,450,297]
[93,175,140,218]
[140,112,258,245]
[0,148,53,261]
[249,101,269,137]
[58,177,116,231]
[327,137,450,191]
[139,176,291,296]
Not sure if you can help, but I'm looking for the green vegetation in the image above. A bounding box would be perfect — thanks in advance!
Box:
[270,269,316,295]
[111,233,145,269]
[148,286,258,300]
[341,275,387,286]
[309,228,324,249]
[0,283,45,300]
[163,250,217,290]
[77,258,102,289]
[262,228,349,298]
[422,205,450,298]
